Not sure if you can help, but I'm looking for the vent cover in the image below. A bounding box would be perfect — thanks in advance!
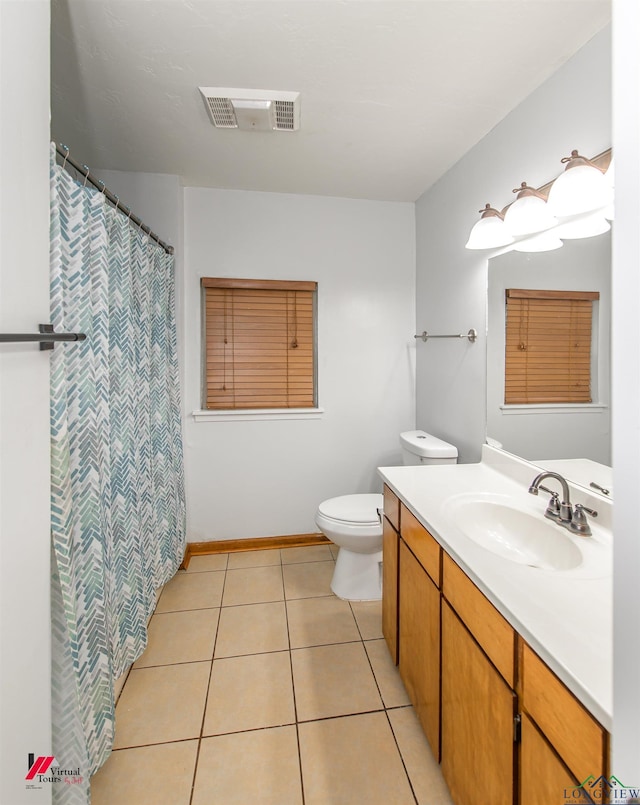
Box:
[199,87,300,131]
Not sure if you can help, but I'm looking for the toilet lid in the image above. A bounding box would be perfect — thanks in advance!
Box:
[318,494,383,525]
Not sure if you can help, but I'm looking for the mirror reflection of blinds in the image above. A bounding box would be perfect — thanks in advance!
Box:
[202,278,317,410]
[504,289,599,405]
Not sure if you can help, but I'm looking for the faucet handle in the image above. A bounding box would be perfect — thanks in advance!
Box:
[570,503,598,536]
[538,486,561,520]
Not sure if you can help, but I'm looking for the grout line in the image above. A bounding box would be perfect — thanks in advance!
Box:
[385,709,420,805]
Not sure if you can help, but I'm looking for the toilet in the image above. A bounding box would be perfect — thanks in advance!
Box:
[315,430,458,601]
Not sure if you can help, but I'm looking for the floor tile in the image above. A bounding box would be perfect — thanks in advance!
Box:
[186,553,228,572]
[350,599,384,639]
[282,561,335,600]
[287,595,360,648]
[192,727,303,805]
[291,642,383,721]
[364,639,411,708]
[280,544,334,564]
[329,543,340,560]
[215,601,289,657]
[91,740,198,805]
[156,570,224,613]
[299,712,415,805]
[227,548,282,569]
[222,565,284,606]
[388,707,454,804]
[203,651,295,735]
[113,662,210,748]
[134,609,219,667]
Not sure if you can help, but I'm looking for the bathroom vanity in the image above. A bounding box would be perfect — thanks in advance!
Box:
[379,445,611,805]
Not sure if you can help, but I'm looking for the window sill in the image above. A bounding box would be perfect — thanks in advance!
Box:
[499,403,608,416]
[192,407,325,423]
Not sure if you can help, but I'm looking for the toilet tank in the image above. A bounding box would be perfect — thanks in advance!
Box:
[399,430,458,466]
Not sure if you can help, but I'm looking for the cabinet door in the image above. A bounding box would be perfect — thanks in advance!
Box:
[520,713,582,805]
[382,516,399,664]
[441,601,516,805]
[398,541,440,760]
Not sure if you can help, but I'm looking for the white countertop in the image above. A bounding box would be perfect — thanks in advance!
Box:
[378,445,612,730]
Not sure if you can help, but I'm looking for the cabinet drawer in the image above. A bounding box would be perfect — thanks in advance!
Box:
[383,484,400,531]
[442,553,515,687]
[521,643,606,784]
[400,503,440,587]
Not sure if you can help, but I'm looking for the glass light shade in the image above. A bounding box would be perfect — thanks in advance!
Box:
[547,164,611,217]
[604,157,614,188]
[465,215,514,250]
[503,195,557,237]
[513,230,564,252]
[554,212,611,240]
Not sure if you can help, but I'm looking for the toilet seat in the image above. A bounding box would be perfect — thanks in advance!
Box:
[317,493,383,526]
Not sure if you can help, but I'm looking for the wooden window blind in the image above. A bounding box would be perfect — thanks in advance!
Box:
[201,277,317,410]
[504,289,599,405]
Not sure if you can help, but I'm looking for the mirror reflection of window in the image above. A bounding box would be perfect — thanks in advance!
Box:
[504,289,599,405]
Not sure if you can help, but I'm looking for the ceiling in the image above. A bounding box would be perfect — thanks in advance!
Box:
[51,1,611,203]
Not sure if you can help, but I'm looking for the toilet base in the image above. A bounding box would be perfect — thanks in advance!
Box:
[330,547,383,601]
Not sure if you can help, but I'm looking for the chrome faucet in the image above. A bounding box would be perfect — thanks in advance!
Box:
[528,471,597,536]
[529,471,573,523]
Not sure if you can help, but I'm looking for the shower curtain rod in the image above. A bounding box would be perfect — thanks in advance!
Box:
[55,143,174,255]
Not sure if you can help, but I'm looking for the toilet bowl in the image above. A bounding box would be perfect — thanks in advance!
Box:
[315,430,458,601]
[315,494,384,601]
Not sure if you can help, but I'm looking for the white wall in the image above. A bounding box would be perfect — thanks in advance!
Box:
[415,27,611,464]
[612,0,640,780]
[183,189,415,540]
[0,1,52,803]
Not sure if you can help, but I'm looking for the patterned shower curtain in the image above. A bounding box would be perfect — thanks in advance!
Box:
[48,144,186,804]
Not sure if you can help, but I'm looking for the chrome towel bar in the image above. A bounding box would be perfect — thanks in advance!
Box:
[414,328,477,343]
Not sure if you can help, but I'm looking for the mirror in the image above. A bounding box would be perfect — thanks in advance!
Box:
[486,232,612,495]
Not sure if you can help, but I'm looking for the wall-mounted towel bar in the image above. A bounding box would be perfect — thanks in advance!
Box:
[0,324,87,350]
[414,328,477,343]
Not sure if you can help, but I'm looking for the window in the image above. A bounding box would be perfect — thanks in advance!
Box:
[201,277,317,410]
[504,289,599,405]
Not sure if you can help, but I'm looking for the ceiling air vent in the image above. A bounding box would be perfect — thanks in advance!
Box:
[199,87,300,132]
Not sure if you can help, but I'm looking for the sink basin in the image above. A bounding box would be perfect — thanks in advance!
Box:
[444,494,583,571]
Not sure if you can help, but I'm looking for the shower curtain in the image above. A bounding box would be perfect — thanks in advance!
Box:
[49,144,186,804]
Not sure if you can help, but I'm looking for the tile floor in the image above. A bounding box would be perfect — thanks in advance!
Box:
[91,544,454,805]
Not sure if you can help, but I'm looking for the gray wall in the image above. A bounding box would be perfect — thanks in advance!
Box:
[414,27,611,464]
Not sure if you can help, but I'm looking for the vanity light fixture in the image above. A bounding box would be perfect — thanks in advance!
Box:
[466,148,613,253]
[503,182,557,238]
[553,210,611,240]
[512,229,564,252]
[465,204,514,250]
[603,157,615,221]
[546,150,611,218]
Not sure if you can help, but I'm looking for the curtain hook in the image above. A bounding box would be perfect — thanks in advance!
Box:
[60,144,70,170]
[97,179,106,195]
[82,165,90,187]
[113,195,120,212]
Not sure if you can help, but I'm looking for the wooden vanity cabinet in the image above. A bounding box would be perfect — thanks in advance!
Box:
[398,536,441,759]
[382,485,400,663]
[519,713,581,805]
[441,554,517,805]
[519,642,607,805]
[384,493,610,805]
